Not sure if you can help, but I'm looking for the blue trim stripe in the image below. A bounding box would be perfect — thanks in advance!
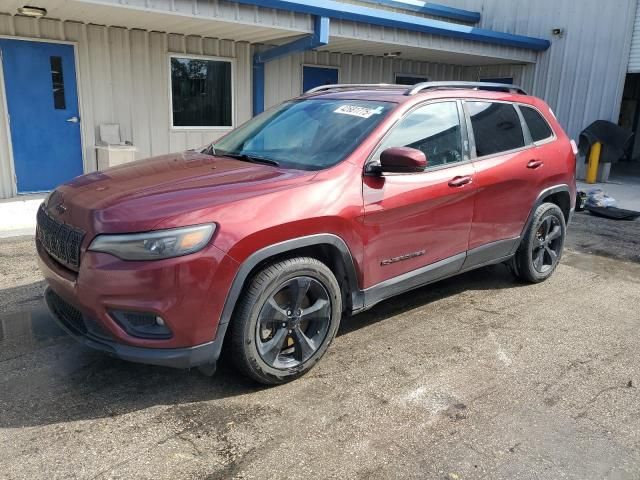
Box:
[356,0,480,23]
[234,0,550,51]
[253,15,330,115]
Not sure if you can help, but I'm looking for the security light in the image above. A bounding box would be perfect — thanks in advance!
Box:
[17,6,47,18]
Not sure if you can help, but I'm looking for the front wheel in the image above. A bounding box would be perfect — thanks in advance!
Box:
[510,202,566,283]
[229,257,342,384]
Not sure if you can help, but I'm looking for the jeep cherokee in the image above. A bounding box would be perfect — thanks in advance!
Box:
[37,82,576,384]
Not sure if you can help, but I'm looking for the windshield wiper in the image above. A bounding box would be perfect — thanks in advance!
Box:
[219,151,280,167]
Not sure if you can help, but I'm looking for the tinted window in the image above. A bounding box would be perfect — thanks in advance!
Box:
[375,102,463,167]
[171,57,232,127]
[520,105,553,142]
[214,99,393,170]
[467,102,525,157]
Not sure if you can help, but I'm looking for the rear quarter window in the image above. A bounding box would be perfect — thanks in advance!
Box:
[466,101,525,157]
[520,105,554,142]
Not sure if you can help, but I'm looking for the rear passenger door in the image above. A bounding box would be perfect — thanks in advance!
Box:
[464,100,545,257]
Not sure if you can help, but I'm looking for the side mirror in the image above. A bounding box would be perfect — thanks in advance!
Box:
[379,147,427,173]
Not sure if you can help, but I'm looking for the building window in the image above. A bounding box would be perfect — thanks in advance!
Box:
[170,55,232,128]
[467,101,525,157]
[49,56,66,110]
[395,74,428,86]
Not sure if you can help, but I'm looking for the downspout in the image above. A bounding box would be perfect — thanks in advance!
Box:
[253,15,330,115]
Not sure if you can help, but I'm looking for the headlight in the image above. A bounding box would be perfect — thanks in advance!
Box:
[88,224,215,260]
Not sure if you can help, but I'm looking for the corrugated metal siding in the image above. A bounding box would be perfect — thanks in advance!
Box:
[417,0,637,139]
[629,1,640,72]
[263,48,466,109]
[463,64,536,94]
[0,14,252,198]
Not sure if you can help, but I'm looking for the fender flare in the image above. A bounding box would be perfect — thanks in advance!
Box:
[217,233,361,332]
[519,184,571,241]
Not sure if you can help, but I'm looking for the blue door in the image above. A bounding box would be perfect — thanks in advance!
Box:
[0,39,83,193]
[303,66,339,92]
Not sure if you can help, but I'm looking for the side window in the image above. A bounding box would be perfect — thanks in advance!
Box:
[467,102,525,157]
[374,102,463,168]
[520,105,553,142]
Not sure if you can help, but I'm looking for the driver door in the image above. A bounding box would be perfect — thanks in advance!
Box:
[362,100,477,290]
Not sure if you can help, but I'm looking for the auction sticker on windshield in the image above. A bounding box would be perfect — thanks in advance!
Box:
[334,104,384,119]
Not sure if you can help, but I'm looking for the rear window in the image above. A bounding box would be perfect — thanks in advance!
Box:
[467,101,525,157]
[520,105,553,142]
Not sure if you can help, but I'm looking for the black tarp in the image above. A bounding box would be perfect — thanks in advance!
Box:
[578,120,633,164]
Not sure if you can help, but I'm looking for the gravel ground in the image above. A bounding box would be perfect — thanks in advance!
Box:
[0,214,639,479]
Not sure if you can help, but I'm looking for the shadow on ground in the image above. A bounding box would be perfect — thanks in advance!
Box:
[0,262,524,429]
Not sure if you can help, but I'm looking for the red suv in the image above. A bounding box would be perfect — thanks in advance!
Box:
[37,82,576,384]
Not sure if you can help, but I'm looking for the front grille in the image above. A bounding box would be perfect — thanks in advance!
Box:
[46,289,87,334]
[37,205,85,270]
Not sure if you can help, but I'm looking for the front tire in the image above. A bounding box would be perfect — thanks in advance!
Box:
[511,202,566,283]
[229,257,342,384]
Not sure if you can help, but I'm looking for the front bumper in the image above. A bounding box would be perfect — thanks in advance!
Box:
[45,287,227,368]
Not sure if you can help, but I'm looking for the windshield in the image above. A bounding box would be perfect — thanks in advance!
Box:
[212,99,394,170]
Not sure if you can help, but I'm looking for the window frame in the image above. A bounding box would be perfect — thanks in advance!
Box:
[394,73,429,85]
[515,103,557,146]
[301,64,340,92]
[463,99,532,161]
[364,98,471,175]
[167,53,236,131]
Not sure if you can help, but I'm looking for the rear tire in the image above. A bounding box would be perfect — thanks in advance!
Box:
[229,257,342,385]
[510,202,566,283]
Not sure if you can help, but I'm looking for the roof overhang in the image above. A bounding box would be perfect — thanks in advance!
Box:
[352,0,481,24]
[1,0,312,43]
[232,0,550,51]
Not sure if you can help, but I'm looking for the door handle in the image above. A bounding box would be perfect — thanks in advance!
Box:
[527,159,544,169]
[66,116,79,123]
[448,175,473,188]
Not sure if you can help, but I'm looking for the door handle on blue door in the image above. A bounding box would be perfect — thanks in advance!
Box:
[448,176,473,187]
[66,116,79,123]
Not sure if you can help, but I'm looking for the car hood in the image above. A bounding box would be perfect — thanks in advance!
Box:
[47,151,316,234]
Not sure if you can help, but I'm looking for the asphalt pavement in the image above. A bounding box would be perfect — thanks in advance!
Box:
[1,212,639,479]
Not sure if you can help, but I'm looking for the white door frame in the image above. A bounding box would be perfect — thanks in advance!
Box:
[0,34,86,197]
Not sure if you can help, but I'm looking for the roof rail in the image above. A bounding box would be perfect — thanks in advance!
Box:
[406,81,528,96]
[305,83,407,94]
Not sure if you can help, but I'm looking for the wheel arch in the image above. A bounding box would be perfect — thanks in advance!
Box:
[218,234,361,333]
[520,184,571,238]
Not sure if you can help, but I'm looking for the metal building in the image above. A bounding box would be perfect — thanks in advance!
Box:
[0,0,637,198]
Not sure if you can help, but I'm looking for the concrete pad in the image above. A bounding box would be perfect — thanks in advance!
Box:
[577,179,640,211]
[0,194,45,238]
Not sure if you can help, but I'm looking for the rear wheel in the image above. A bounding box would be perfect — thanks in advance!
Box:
[229,257,342,384]
[510,202,566,283]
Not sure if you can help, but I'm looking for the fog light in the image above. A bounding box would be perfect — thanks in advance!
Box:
[109,310,172,339]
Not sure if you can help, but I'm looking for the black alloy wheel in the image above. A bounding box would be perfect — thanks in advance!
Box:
[230,257,342,384]
[532,215,563,273]
[255,276,332,369]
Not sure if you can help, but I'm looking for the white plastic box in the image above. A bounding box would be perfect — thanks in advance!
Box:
[96,144,137,170]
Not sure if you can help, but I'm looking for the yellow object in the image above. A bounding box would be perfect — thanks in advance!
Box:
[586,141,601,184]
